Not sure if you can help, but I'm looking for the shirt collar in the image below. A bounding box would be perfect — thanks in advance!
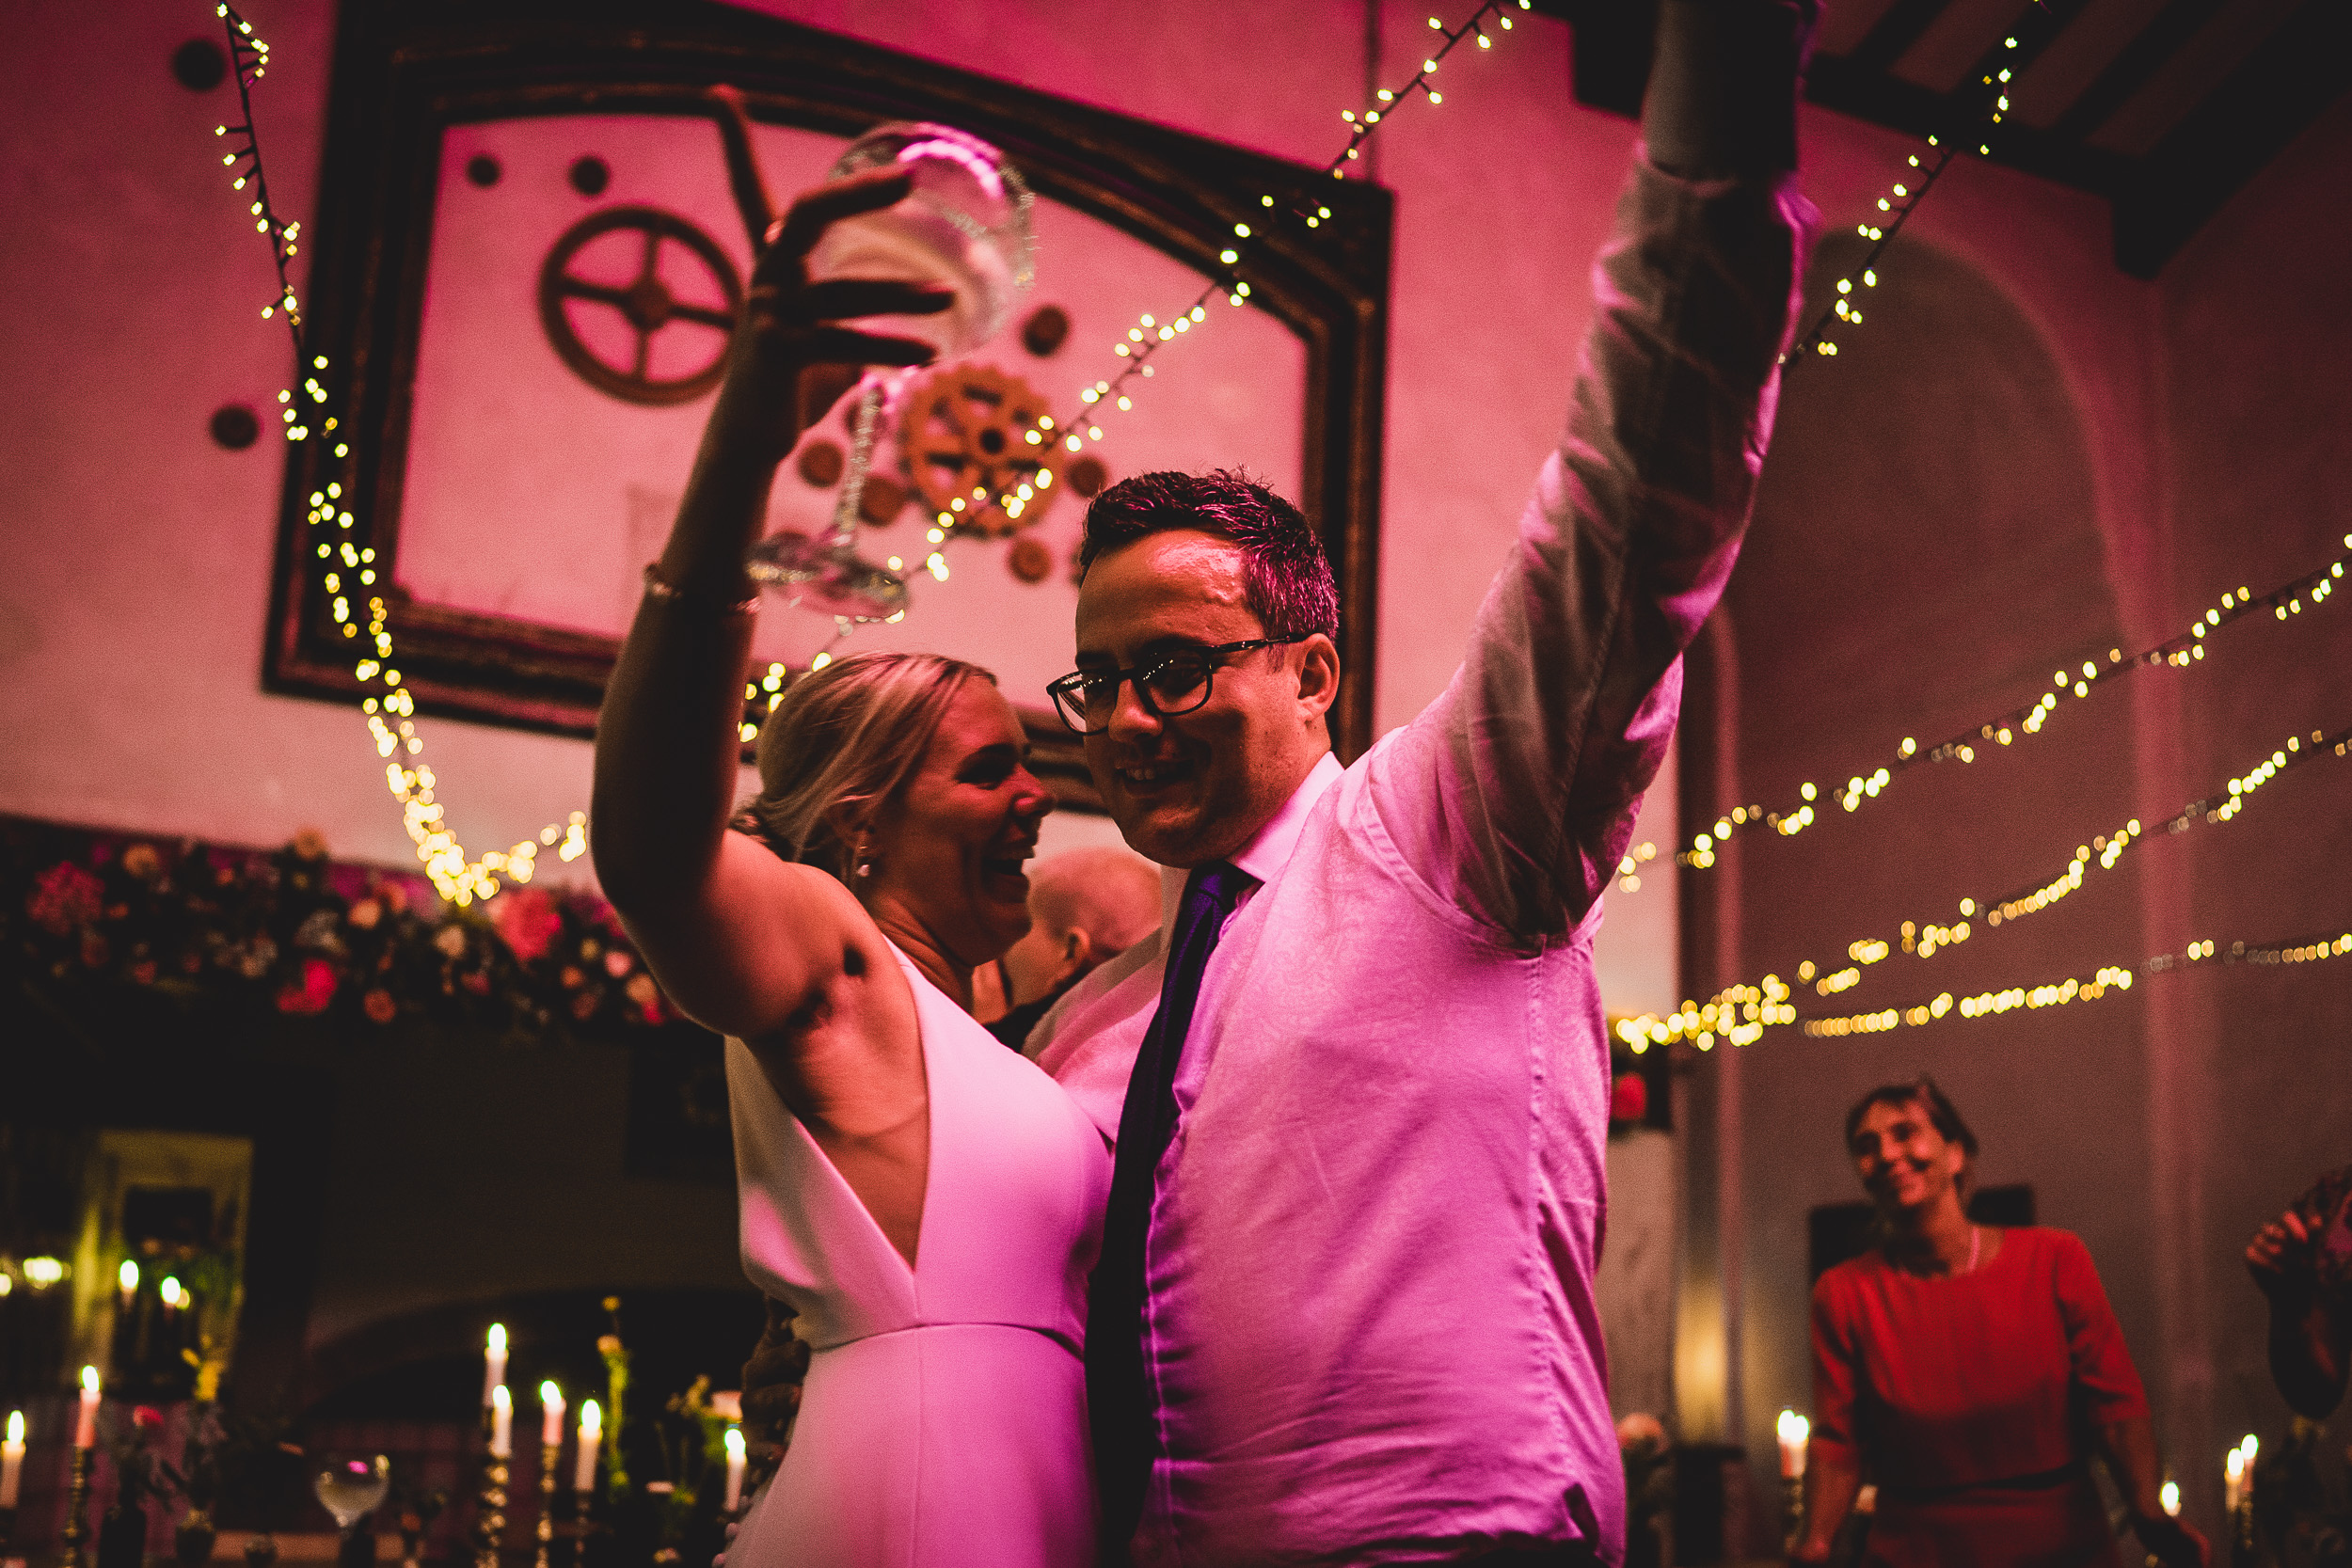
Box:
[1231,751,1343,886]
[1155,751,1344,930]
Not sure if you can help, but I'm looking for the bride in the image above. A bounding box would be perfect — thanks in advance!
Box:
[592,166,1108,1565]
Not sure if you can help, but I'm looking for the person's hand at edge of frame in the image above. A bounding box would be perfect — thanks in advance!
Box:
[2247,1201,2322,1299]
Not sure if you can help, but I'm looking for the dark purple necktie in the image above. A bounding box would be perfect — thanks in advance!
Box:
[1086,860,1252,1563]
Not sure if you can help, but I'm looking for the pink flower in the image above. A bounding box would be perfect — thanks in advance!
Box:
[1610,1072,1648,1125]
[276,958,338,1015]
[29,863,104,934]
[491,887,563,965]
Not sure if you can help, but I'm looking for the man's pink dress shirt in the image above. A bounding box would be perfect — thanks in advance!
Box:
[1034,150,1811,1564]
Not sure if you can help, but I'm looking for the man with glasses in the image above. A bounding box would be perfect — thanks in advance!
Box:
[1025,4,1821,1562]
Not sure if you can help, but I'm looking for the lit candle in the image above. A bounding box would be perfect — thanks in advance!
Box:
[75,1366,102,1449]
[722,1428,745,1513]
[1,1409,25,1508]
[483,1323,508,1410]
[2225,1447,2245,1516]
[573,1402,601,1493]
[489,1385,513,1459]
[1776,1408,1810,1480]
[118,1259,139,1308]
[539,1382,565,1449]
[2160,1479,2180,1517]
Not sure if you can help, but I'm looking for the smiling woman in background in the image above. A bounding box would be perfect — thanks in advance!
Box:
[1789,1076,2206,1568]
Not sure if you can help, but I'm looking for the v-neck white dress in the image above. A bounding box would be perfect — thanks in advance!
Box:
[725,947,1111,1566]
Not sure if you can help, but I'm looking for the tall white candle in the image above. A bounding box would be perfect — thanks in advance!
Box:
[722,1428,745,1513]
[489,1385,513,1459]
[1,1409,25,1508]
[539,1383,565,1449]
[573,1402,601,1493]
[483,1324,508,1410]
[74,1367,101,1450]
[1775,1409,1810,1481]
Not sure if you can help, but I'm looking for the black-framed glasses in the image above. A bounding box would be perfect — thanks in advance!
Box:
[1045,637,1308,735]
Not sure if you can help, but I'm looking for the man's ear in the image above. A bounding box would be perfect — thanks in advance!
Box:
[1294,633,1341,721]
[1054,927,1096,988]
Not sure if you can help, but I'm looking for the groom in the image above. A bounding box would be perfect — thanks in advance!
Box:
[1028,3,1818,1562]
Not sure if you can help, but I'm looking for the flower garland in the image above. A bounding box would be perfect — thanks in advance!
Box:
[3,816,670,1043]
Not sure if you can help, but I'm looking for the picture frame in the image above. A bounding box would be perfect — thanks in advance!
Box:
[262,0,1392,808]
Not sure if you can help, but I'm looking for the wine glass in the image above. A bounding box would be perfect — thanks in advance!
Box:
[314,1454,390,1566]
[745,122,1037,621]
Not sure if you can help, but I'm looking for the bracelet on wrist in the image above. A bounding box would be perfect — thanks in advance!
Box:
[643,562,760,615]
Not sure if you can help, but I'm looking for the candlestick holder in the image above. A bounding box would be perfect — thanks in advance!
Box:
[1781,1474,1804,1553]
[61,1448,94,1568]
[533,1445,561,1568]
[473,1449,508,1568]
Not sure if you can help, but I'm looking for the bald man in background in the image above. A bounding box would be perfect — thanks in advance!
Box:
[975,846,1164,1048]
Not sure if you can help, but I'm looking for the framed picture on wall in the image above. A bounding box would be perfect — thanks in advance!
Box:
[262,0,1392,808]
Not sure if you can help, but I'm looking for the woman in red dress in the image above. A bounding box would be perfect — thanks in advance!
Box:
[1788,1077,2206,1568]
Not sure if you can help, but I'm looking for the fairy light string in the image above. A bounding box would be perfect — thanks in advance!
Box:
[1800,926,2352,1040]
[220,4,569,905]
[1619,924,2352,1054]
[1789,11,2062,363]
[1616,718,2350,1050]
[1615,536,2352,890]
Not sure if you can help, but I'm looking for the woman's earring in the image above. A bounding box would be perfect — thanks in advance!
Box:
[854,845,875,879]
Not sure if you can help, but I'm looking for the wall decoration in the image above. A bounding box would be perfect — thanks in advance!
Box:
[899,364,1063,538]
[259,0,1391,828]
[0,816,670,1046]
[536,206,741,406]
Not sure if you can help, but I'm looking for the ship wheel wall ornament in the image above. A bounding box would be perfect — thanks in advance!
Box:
[538,206,742,405]
[902,363,1064,537]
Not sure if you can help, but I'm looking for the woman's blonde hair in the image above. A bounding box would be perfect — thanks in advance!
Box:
[733,650,996,881]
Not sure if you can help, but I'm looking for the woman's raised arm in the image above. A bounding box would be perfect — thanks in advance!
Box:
[591,168,946,1038]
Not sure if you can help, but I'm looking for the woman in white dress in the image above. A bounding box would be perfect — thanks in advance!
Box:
[592,167,1109,1567]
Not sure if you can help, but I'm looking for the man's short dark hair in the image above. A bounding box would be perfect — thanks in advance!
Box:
[1077,468,1339,641]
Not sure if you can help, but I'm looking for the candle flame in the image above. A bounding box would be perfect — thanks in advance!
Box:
[7,1409,22,1442]
[580,1400,601,1434]
[1776,1408,1809,1444]
[541,1380,564,1406]
[82,1365,101,1393]
[492,1385,512,1414]
[2240,1433,2259,1461]
[160,1278,184,1307]
[723,1427,745,1457]
[119,1259,139,1292]
[2227,1450,2245,1481]
[2160,1480,2180,1516]
[487,1323,507,1353]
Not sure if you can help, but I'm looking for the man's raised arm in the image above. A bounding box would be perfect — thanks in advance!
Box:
[1372,0,1818,940]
